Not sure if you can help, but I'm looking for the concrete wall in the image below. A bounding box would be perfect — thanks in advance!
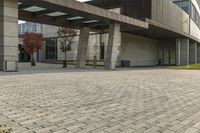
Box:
[151,0,190,33]
[42,24,59,38]
[180,39,190,65]
[121,33,158,66]
[189,42,198,64]
[198,45,200,63]
[87,34,101,60]
[190,19,200,39]
[38,44,45,62]
[189,0,200,39]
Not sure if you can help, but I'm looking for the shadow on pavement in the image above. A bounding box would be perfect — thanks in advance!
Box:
[0,63,171,76]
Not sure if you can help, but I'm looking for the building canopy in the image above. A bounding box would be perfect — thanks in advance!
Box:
[18,0,147,31]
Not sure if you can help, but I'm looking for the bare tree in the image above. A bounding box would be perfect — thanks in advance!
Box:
[56,27,77,68]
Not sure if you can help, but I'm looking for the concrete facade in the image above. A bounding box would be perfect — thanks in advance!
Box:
[176,39,181,66]
[190,42,198,64]
[198,45,200,63]
[180,39,190,66]
[0,0,18,71]
[121,33,158,66]
[152,0,190,34]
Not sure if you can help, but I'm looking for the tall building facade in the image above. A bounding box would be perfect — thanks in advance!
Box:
[17,0,200,67]
[173,0,200,39]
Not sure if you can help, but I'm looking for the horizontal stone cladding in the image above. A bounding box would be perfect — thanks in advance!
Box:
[0,0,18,71]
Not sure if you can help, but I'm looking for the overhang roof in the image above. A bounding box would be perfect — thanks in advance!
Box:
[18,0,148,32]
[123,19,200,43]
[85,0,121,9]
[18,0,200,43]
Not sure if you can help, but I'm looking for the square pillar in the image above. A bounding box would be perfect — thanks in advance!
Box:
[189,42,197,64]
[105,23,120,70]
[76,27,90,68]
[0,0,18,71]
[176,38,181,66]
[198,45,200,63]
[180,38,189,66]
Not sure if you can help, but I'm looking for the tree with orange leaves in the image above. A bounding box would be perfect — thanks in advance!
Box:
[23,32,44,66]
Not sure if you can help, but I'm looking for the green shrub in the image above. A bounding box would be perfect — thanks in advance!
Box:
[172,64,200,70]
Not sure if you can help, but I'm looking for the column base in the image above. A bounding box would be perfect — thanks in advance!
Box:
[0,61,18,72]
[105,61,116,70]
[76,62,86,68]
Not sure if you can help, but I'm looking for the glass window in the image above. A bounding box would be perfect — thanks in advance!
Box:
[46,39,57,60]
[18,22,42,35]
[173,0,190,14]
[181,1,189,13]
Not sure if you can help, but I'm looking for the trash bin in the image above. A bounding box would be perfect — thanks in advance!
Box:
[121,60,130,67]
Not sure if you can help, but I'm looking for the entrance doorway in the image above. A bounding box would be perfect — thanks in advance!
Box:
[18,44,31,62]
[158,44,176,66]
[158,47,170,65]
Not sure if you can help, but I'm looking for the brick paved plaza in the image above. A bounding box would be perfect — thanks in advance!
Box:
[0,63,200,133]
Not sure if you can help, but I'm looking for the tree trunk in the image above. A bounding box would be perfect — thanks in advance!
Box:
[37,50,39,62]
[63,51,67,68]
[31,53,36,66]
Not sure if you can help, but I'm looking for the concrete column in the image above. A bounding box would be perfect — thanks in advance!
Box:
[189,42,197,64]
[0,0,18,71]
[176,38,181,66]
[180,38,190,65]
[105,23,120,70]
[198,45,200,63]
[76,27,89,68]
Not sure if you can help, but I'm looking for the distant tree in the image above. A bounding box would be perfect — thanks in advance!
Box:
[56,27,77,68]
[23,32,44,66]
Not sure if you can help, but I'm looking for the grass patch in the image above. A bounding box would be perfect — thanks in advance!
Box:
[171,64,200,70]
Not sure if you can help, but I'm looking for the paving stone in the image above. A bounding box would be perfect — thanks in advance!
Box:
[0,63,200,133]
[184,127,200,133]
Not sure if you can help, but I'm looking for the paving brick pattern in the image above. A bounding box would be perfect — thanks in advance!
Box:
[1,64,200,133]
